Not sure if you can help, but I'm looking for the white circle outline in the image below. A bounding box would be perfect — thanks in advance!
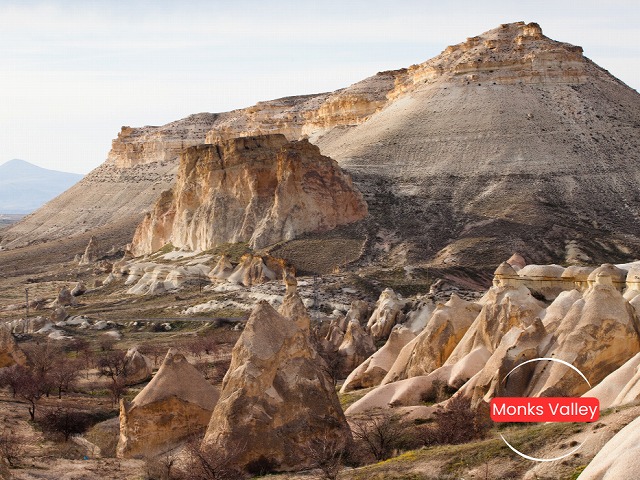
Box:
[497,357,592,462]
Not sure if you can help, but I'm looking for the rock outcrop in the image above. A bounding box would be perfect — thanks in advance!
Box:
[578,415,640,480]
[117,348,219,458]
[526,273,640,397]
[56,286,77,307]
[583,352,640,409]
[341,325,415,392]
[366,288,406,341]
[79,236,100,264]
[336,319,376,379]
[202,294,350,473]
[131,135,367,255]
[382,294,481,385]
[0,326,27,368]
[122,347,153,386]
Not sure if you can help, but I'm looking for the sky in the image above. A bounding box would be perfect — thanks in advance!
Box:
[1,0,639,174]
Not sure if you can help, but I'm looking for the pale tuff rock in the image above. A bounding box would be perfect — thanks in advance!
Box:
[587,263,626,290]
[131,135,367,255]
[539,289,583,333]
[50,306,68,323]
[493,262,520,287]
[340,326,415,393]
[623,266,640,301]
[561,265,594,290]
[403,298,435,333]
[122,347,153,386]
[226,254,289,287]
[506,253,527,271]
[117,348,220,459]
[0,326,27,368]
[56,286,77,307]
[202,296,350,473]
[366,288,407,341]
[516,264,566,300]
[79,235,100,264]
[71,281,87,296]
[526,274,640,397]
[578,415,640,480]
[209,254,234,281]
[382,294,481,385]
[444,284,545,367]
[458,319,552,406]
[336,320,376,379]
[125,263,210,295]
[583,352,640,409]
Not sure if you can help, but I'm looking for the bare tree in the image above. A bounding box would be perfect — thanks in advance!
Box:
[97,350,130,404]
[418,395,489,446]
[173,436,247,480]
[0,364,24,397]
[304,431,347,480]
[350,412,408,462]
[0,427,27,467]
[14,367,45,421]
[40,406,92,441]
[50,358,81,399]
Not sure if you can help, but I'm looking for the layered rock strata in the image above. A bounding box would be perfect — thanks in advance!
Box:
[131,135,367,255]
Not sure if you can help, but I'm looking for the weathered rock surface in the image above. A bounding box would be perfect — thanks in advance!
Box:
[79,235,100,264]
[0,326,27,368]
[583,352,640,409]
[341,325,415,392]
[131,135,367,255]
[202,294,350,473]
[122,347,153,386]
[117,348,219,459]
[366,288,406,341]
[526,273,640,397]
[336,319,376,379]
[382,294,481,385]
[578,415,640,480]
[56,286,77,307]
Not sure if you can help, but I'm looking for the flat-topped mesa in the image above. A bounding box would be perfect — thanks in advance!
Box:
[107,113,220,168]
[390,21,587,96]
[131,134,367,256]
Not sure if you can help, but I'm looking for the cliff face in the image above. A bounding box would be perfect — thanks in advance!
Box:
[131,134,367,255]
[5,21,640,270]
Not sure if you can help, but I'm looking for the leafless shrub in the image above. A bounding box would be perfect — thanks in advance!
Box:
[97,350,130,404]
[0,427,27,467]
[350,412,409,462]
[418,395,489,446]
[172,437,247,480]
[50,358,81,398]
[39,406,93,441]
[304,431,347,480]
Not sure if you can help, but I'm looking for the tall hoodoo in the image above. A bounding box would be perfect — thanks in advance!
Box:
[202,292,350,473]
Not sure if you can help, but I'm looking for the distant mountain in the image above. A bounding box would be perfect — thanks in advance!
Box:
[0,159,83,214]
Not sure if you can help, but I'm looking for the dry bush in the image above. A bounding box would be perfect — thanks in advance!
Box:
[0,427,27,467]
[39,406,93,441]
[418,395,490,446]
[350,412,409,463]
[172,437,247,480]
[304,430,348,480]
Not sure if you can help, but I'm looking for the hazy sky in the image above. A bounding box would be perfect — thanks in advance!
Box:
[1,0,638,174]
